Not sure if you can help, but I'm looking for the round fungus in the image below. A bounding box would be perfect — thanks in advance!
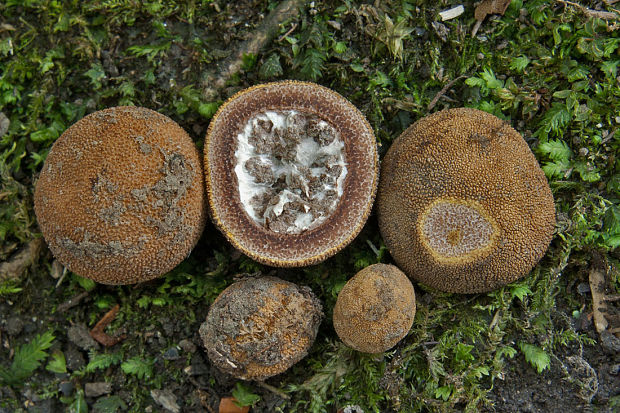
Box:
[199,276,323,381]
[34,106,206,285]
[333,264,416,354]
[377,108,556,293]
[205,81,378,267]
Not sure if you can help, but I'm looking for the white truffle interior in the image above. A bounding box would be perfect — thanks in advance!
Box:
[234,110,347,234]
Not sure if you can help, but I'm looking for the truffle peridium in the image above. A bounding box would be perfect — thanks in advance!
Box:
[333,264,416,354]
[377,108,555,293]
[205,81,378,267]
[199,276,323,380]
[34,106,206,284]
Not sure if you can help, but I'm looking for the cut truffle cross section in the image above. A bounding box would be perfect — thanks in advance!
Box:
[235,110,347,234]
[205,81,378,267]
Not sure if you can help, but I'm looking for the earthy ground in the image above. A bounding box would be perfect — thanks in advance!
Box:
[0,1,619,412]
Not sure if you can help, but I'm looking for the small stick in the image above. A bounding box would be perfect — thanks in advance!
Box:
[557,0,619,20]
[277,23,298,42]
[589,251,609,333]
[427,75,465,111]
[56,290,89,313]
[256,381,291,400]
[90,304,126,346]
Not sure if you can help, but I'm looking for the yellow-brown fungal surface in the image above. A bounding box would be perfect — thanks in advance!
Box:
[199,276,323,380]
[34,106,206,284]
[333,264,416,353]
[205,81,378,267]
[377,108,556,293]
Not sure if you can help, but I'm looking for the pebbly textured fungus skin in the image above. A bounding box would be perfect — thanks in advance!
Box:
[377,108,556,293]
[34,106,206,284]
[333,264,416,354]
[199,276,323,381]
[205,81,378,267]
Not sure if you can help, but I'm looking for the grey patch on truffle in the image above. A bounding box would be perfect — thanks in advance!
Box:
[99,200,127,226]
[58,231,143,260]
[92,111,118,124]
[130,149,195,243]
[133,135,152,155]
[91,170,118,202]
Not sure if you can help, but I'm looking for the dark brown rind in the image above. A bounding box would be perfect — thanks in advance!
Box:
[333,264,416,353]
[199,276,323,381]
[34,106,206,285]
[204,81,378,267]
[377,108,556,293]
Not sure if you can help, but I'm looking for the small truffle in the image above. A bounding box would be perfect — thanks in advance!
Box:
[377,108,556,293]
[205,81,378,267]
[199,276,323,380]
[333,264,416,354]
[34,106,206,284]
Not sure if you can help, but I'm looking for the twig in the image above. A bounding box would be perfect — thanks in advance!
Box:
[427,75,465,111]
[0,238,44,281]
[90,304,126,346]
[277,23,298,42]
[256,381,291,400]
[56,290,89,313]
[557,0,619,20]
[588,251,608,333]
[204,0,306,97]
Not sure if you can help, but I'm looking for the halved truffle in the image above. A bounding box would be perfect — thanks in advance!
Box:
[377,108,555,293]
[199,276,323,380]
[333,264,416,353]
[205,81,378,267]
[34,106,206,284]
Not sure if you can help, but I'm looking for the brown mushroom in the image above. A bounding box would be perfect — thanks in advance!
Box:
[199,276,323,380]
[34,106,206,284]
[377,108,555,293]
[333,264,416,353]
[204,81,378,267]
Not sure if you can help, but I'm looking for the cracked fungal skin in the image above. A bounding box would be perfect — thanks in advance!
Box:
[34,106,206,284]
[377,108,556,293]
[333,264,416,354]
[199,276,323,380]
[205,81,378,267]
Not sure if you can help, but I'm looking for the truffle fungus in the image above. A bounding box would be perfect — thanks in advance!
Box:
[333,264,416,353]
[199,276,323,380]
[377,108,555,293]
[205,81,378,267]
[34,106,206,284]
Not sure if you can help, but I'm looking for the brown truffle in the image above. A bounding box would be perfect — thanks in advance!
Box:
[333,264,416,353]
[199,276,323,380]
[34,106,206,284]
[377,108,555,293]
[205,81,378,267]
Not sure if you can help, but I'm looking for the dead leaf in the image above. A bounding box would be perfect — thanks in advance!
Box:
[474,0,512,21]
[472,0,512,36]
[219,397,250,413]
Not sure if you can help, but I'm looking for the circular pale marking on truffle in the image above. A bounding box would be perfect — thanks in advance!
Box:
[419,198,500,264]
[234,110,347,234]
